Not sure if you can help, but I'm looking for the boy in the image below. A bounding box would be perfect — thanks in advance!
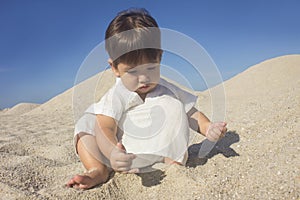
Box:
[67,8,227,190]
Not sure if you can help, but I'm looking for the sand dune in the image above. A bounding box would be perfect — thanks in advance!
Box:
[26,69,115,117]
[0,54,299,199]
[224,54,300,99]
[26,69,198,118]
[2,103,40,115]
[0,108,9,114]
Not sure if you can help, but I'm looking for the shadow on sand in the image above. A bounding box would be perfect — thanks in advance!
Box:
[137,169,166,187]
[186,131,240,167]
[136,131,240,187]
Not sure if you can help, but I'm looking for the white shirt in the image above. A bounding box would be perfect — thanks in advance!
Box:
[84,78,198,168]
[85,78,197,120]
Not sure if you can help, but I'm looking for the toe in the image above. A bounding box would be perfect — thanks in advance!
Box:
[66,177,77,187]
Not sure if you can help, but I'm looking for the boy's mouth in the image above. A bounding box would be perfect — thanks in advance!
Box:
[137,84,153,91]
[138,85,150,90]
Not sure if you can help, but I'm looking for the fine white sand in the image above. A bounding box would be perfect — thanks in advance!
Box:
[0,54,299,199]
[3,103,40,115]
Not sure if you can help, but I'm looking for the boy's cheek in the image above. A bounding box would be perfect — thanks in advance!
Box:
[121,76,139,91]
[148,70,160,84]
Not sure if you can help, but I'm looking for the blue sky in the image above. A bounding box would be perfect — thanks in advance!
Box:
[0,0,300,109]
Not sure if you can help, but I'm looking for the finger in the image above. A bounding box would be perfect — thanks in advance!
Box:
[219,126,227,135]
[116,166,132,172]
[120,168,139,174]
[114,163,131,172]
[115,152,136,162]
[207,127,216,138]
[127,168,140,174]
[115,155,136,166]
[114,161,132,170]
[214,122,227,128]
[211,126,222,135]
[219,128,227,138]
[220,131,225,138]
[112,145,135,158]
[116,142,126,151]
[211,131,221,140]
[115,159,133,167]
[207,131,219,142]
[209,124,223,136]
[207,123,224,141]
[208,135,218,142]
[210,128,223,140]
[214,124,226,134]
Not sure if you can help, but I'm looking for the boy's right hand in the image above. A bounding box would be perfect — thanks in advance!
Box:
[110,142,139,173]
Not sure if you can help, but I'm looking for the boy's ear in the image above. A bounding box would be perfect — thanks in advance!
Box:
[108,58,113,67]
[108,58,120,77]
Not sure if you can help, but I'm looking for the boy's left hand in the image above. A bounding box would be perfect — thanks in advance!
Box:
[205,122,227,142]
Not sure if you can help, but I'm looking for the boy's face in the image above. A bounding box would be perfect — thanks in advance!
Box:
[111,60,160,96]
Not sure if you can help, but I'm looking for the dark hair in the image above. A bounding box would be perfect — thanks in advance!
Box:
[105,8,163,67]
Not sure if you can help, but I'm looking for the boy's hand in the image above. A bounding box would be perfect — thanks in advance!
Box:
[110,142,139,173]
[205,122,227,142]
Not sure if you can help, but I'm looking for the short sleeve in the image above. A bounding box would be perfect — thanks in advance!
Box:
[84,86,124,121]
[93,88,124,120]
[84,78,143,121]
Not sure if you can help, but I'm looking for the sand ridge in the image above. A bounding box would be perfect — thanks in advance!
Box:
[1,103,40,116]
[0,54,299,199]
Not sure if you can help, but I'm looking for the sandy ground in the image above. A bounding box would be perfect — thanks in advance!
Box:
[0,55,299,199]
[3,103,40,116]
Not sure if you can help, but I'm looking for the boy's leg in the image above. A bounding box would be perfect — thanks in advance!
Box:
[66,133,110,189]
[164,149,188,165]
[163,157,183,165]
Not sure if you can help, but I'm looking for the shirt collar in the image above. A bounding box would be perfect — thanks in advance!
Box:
[115,78,144,110]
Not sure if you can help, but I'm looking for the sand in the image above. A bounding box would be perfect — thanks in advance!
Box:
[0,54,299,199]
[3,103,40,116]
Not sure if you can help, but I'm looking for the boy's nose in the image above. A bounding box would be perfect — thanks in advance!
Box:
[138,74,150,84]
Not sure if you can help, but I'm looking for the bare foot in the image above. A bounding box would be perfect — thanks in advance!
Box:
[66,167,110,189]
[164,157,182,165]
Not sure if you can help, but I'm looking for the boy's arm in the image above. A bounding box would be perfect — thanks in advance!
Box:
[188,107,227,142]
[95,114,136,172]
[188,107,211,136]
[95,114,118,158]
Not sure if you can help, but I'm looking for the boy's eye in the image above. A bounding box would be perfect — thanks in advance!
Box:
[127,69,137,74]
[147,66,157,70]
